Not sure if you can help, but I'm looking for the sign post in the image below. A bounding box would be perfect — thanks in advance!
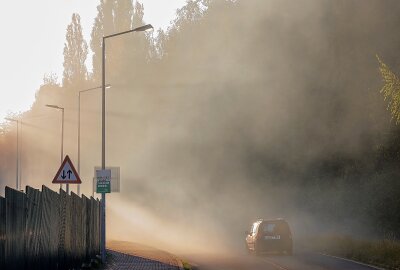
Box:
[97,168,110,264]
[100,24,153,263]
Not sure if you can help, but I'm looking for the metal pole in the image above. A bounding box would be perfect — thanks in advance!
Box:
[78,93,81,196]
[99,25,152,264]
[5,118,20,190]
[19,122,22,190]
[16,120,19,190]
[78,85,109,198]
[61,109,64,163]
[46,105,65,191]
[62,108,67,193]
[101,36,106,263]
[102,39,106,173]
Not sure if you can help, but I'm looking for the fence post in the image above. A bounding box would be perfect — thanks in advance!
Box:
[39,186,61,269]
[0,196,6,269]
[25,186,42,269]
[81,195,88,262]
[5,187,27,269]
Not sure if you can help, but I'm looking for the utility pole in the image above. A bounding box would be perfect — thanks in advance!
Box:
[5,118,19,190]
[46,104,65,192]
[100,24,153,263]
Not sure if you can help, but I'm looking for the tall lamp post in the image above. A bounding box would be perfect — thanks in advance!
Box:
[101,23,153,263]
[78,84,111,196]
[46,104,65,192]
[5,117,20,190]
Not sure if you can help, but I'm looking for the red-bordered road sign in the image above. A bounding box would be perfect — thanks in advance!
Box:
[52,155,82,184]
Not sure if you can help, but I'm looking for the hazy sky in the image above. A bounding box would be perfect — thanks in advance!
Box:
[0,0,186,122]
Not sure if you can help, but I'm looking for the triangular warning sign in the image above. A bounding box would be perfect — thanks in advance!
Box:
[52,155,82,184]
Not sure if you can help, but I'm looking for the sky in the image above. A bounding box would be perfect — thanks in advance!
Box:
[0,0,186,122]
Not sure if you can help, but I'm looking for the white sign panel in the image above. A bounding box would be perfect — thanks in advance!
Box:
[96,169,111,181]
[94,166,120,193]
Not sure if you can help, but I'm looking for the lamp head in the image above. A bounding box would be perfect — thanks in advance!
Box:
[133,24,153,32]
[5,117,17,122]
[46,104,63,109]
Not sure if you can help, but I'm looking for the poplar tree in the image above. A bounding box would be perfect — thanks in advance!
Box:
[130,1,151,61]
[111,0,134,80]
[90,1,152,84]
[114,0,133,31]
[62,13,88,87]
[90,0,115,83]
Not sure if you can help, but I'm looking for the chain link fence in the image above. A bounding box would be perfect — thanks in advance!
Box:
[0,185,101,269]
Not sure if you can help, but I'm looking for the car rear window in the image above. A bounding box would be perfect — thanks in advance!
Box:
[262,223,276,233]
[261,221,290,235]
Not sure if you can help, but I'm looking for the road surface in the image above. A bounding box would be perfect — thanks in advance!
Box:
[184,252,381,270]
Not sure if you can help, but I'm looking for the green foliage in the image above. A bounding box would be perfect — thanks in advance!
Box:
[114,0,134,32]
[132,1,145,28]
[377,55,400,124]
[42,73,59,86]
[173,0,207,29]
[182,261,192,270]
[62,13,88,87]
[90,0,151,84]
[90,0,114,83]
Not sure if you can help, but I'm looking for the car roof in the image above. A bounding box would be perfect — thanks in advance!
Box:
[256,218,287,223]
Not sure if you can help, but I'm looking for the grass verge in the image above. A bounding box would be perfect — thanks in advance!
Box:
[181,260,192,270]
[300,235,400,269]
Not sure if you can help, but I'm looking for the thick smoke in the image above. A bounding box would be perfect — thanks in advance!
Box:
[1,0,400,254]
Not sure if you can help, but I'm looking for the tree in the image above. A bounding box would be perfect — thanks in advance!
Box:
[90,0,115,83]
[129,1,151,64]
[377,55,400,124]
[111,0,135,81]
[42,73,59,86]
[171,0,208,32]
[152,29,167,59]
[114,0,133,32]
[132,1,145,28]
[62,13,88,87]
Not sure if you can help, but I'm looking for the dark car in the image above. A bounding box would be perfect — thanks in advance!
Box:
[245,218,293,255]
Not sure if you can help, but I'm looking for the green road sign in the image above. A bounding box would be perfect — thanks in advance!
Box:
[96,180,110,193]
[96,169,111,193]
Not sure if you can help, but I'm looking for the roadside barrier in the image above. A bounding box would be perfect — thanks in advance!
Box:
[0,185,101,269]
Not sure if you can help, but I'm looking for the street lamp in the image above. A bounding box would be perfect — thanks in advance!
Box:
[5,117,20,190]
[77,84,111,196]
[46,104,65,192]
[100,23,153,263]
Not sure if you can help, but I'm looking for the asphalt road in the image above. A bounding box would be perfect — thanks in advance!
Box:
[184,252,381,270]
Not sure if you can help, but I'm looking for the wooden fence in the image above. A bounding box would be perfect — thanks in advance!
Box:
[0,185,101,269]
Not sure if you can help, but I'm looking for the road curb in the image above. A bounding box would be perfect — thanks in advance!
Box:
[106,240,186,270]
[319,253,386,270]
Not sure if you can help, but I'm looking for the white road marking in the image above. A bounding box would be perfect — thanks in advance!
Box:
[319,253,386,270]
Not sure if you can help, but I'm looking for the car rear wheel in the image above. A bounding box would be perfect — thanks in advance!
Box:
[253,243,263,256]
[246,247,251,255]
